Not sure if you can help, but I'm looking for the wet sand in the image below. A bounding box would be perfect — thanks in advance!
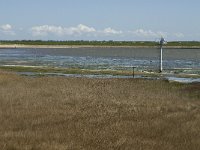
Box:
[0,72,199,150]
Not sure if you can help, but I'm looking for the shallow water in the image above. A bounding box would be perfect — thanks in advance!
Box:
[166,77,200,83]
[17,72,200,83]
[1,47,199,82]
[0,48,200,71]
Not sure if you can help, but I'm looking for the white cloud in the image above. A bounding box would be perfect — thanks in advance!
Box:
[134,29,156,37]
[132,29,167,38]
[174,33,184,38]
[31,24,96,36]
[29,24,188,40]
[102,27,123,35]
[0,24,15,35]
[69,24,96,34]
[31,24,124,38]
[31,25,63,36]
[129,29,186,40]
[1,24,12,30]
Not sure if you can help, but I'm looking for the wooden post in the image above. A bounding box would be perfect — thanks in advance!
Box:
[133,67,135,78]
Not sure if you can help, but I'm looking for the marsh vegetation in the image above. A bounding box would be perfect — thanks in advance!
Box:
[0,71,199,150]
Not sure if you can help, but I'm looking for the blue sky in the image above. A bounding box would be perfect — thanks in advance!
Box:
[0,0,200,41]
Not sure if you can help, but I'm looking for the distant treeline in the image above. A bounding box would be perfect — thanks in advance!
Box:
[1,40,200,47]
[0,40,158,46]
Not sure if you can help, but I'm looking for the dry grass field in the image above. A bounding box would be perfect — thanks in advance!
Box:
[0,71,199,150]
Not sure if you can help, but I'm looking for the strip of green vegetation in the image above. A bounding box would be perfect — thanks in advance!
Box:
[168,41,200,47]
[0,66,134,76]
[0,40,157,46]
[2,66,199,79]
[1,40,200,47]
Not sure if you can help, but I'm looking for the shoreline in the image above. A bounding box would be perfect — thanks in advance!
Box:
[1,44,200,49]
[0,65,200,83]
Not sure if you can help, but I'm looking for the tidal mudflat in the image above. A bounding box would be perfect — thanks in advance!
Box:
[0,47,200,83]
[0,47,199,71]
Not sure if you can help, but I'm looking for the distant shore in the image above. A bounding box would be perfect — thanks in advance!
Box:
[1,44,200,49]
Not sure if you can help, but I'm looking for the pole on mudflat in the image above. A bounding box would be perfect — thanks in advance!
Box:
[159,37,165,72]
[160,46,163,72]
